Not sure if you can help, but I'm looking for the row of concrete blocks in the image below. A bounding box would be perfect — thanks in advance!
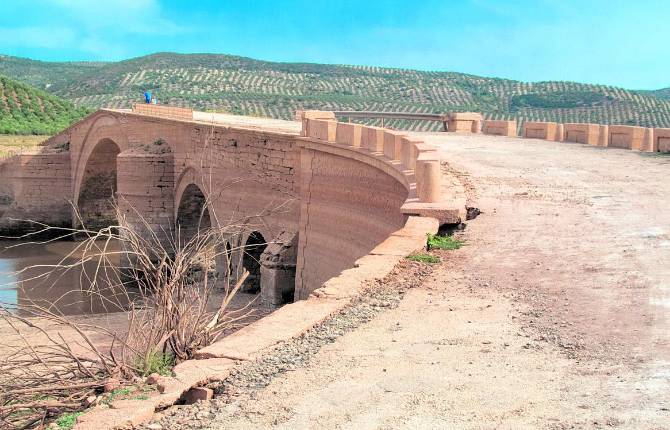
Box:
[297,111,442,204]
[481,119,669,152]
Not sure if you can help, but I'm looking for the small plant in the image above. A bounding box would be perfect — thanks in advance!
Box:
[406,253,440,264]
[101,387,133,406]
[427,233,465,251]
[55,412,83,430]
[135,350,175,377]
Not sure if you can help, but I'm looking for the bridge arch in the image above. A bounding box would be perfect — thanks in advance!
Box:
[75,137,121,230]
[240,231,267,293]
[175,182,211,245]
[72,113,129,203]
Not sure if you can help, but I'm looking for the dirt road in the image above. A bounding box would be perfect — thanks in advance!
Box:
[154,135,670,429]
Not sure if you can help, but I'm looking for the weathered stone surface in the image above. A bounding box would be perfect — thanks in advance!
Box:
[482,120,517,137]
[182,387,214,404]
[447,112,483,133]
[74,400,155,430]
[523,121,559,141]
[608,125,647,150]
[194,298,344,360]
[146,373,161,385]
[564,123,601,145]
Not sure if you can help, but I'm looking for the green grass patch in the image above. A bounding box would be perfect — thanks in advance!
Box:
[427,233,465,251]
[406,253,440,264]
[135,350,174,377]
[102,387,132,405]
[56,412,83,430]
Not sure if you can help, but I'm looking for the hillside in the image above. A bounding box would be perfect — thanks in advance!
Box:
[0,74,90,135]
[641,88,670,101]
[2,52,670,131]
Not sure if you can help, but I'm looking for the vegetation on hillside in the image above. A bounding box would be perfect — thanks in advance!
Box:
[0,75,90,135]
[641,87,670,101]
[2,52,670,132]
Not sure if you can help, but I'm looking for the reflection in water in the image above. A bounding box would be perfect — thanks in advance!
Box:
[0,240,133,316]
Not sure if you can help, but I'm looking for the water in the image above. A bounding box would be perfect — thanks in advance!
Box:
[0,240,132,316]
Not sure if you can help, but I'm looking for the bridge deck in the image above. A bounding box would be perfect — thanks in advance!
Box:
[112,108,302,134]
[192,111,302,134]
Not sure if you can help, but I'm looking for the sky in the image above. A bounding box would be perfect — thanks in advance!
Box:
[0,0,668,90]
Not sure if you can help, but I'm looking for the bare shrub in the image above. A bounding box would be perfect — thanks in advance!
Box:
[0,194,283,428]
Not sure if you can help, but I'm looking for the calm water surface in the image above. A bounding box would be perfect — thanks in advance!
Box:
[0,240,131,315]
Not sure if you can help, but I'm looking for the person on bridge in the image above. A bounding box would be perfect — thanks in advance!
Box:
[144,90,152,104]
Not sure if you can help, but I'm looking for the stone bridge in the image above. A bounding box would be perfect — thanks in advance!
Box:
[0,105,462,306]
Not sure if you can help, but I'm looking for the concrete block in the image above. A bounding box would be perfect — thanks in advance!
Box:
[447,112,483,133]
[654,128,670,153]
[482,120,517,137]
[523,121,558,141]
[564,123,601,145]
[608,125,646,150]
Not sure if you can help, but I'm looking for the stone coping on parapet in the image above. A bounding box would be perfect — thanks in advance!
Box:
[72,216,440,430]
[299,117,465,224]
[295,136,413,194]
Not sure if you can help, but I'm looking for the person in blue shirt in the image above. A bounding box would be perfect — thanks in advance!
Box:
[144,91,152,104]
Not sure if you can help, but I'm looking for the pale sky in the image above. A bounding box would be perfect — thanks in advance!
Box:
[0,0,668,89]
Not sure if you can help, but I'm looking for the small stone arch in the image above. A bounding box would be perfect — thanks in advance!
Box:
[224,241,233,276]
[76,138,121,230]
[175,183,211,244]
[240,231,267,293]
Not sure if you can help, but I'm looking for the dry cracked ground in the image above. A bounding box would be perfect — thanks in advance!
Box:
[142,134,670,429]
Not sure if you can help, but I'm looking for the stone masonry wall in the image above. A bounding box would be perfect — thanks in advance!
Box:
[117,150,175,248]
[294,143,410,299]
[0,152,72,234]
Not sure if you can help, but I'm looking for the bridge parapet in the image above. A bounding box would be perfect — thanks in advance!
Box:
[302,115,445,206]
[482,119,517,137]
[132,103,194,120]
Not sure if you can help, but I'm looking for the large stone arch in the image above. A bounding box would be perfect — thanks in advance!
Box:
[75,138,121,230]
[72,113,130,203]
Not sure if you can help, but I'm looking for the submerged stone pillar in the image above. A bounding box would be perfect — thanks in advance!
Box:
[260,231,298,308]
